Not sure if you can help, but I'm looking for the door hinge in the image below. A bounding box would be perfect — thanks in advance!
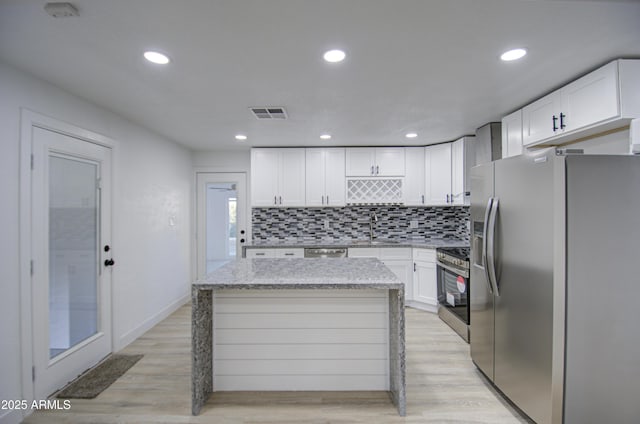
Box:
[32,366,36,382]
[30,260,34,276]
[96,178,102,189]
[30,154,34,170]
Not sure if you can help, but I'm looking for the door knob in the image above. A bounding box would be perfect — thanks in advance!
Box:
[104,259,115,267]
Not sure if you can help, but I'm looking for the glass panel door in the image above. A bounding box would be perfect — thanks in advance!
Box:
[48,155,99,359]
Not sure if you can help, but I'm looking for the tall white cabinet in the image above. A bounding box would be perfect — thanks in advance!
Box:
[251,148,306,207]
[305,148,346,207]
[425,143,452,205]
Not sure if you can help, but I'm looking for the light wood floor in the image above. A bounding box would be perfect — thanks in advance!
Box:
[24,305,530,423]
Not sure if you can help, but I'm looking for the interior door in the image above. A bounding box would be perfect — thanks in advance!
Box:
[196,172,247,277]
[31,126,112,399]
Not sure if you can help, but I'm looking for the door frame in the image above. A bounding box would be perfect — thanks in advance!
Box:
[193,170,250,278]
[19,109,116,408]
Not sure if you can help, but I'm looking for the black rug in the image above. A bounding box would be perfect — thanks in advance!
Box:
[56,354,143,399]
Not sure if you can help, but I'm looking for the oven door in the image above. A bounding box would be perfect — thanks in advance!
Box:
[437,261,470,324]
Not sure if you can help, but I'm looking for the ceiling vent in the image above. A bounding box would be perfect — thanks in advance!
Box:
[44,2,79,18]
[250,107,288,120]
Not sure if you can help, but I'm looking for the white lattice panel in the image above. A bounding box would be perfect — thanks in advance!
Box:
[346,178,403,205]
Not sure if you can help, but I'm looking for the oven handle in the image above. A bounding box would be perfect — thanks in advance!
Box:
[436,260,469,279]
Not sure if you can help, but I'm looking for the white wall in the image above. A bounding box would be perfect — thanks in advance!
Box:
[0,61,192,424]
[193,150,250,171]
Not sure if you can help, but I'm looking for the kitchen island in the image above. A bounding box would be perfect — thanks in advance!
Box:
[191,257,406,416]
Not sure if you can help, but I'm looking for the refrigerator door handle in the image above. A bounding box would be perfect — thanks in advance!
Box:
[487,198,500,297]
[482,197,494,295]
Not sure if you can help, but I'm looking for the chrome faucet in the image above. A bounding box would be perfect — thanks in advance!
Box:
[369,211,378,241]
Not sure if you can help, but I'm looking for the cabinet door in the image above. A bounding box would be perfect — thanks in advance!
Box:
[425,143,452,205]
[413,260,437,306]
[305,149,325,206]
[346,148,376,176]
[522,91,561,146]
[404,147,426,205]
[245,248,276,258]
[502,110,523,158]
[561,61,619,133]
[279,149,306,206]
[251,149,279,206]
[375,147,406,176]
[451,138,465,204]
[384,260,413,301]
[324,148,346,206]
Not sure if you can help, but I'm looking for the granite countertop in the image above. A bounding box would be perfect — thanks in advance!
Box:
[244,238,469,250]
[194,257,404,290]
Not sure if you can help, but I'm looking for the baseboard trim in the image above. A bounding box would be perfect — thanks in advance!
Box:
[115,291,190,351]
[406,301,437,313]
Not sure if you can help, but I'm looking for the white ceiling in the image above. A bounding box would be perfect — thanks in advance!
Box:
[1,0,639,151]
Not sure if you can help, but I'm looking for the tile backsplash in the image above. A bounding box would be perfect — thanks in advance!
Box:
[252,205,469,243]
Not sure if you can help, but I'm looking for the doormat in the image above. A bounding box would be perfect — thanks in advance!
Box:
[56,354,143,399]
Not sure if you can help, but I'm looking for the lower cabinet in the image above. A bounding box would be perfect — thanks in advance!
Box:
[244,248,304,258]
[411,248,438,312]
[348,247,413,301]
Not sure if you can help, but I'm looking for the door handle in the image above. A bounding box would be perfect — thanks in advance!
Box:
[487,198,500,297]
[104,259,115,267]
[482,198,494,295]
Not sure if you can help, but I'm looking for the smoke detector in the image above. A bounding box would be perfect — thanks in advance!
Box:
[44,3,79,18]
[249,107,288,120]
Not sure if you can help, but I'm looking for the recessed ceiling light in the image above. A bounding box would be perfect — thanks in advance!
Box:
[500,48,527,62]
[144,51,170,65]
[323,49,346,63]
[320,134,332,140]
[405,132,418,139]
[235,134,247,141]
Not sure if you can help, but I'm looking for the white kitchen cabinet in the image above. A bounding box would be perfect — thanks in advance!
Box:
[403,147,426,206]
[347,247,413,300]
[425,143,452,205]
[411,248,437,312]
[522,60,640,147]
[450,137,475,205]
[345,147,405,177]
[305,148,345,207]
[251,148,305,207]
[502,109,523,158]
[244,248,304,258]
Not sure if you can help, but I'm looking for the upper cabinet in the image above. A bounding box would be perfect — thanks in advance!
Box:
[305,148,345,207]
[405,138,473,206]
[251,148,306,207]
[502,109,523,158]
[425,143,452,205]
[522,59,640,147]
[345,147,405,177]
[404,147,426,206]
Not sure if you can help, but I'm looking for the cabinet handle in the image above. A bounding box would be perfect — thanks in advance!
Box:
[446,194,450,203]
[326,196,329,204]
[552,115,558,132]
[560,113,566,129]
[279,196,282,205]
[284,253,294,256]
[321,195,324,205]
[371,165,374,175]
[376,165,379,175]
[274,196,277,205]
[256,252,265,256]
[414,262,416,272]
[421,194,425,204]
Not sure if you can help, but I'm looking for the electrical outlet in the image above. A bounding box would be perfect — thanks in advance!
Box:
[324,219,330,230]
[409,220,418,229]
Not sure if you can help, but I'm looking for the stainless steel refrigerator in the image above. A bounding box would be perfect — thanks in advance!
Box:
[470,148,640,424]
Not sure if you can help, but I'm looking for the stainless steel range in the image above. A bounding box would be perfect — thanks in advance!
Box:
[436,246,470,342]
